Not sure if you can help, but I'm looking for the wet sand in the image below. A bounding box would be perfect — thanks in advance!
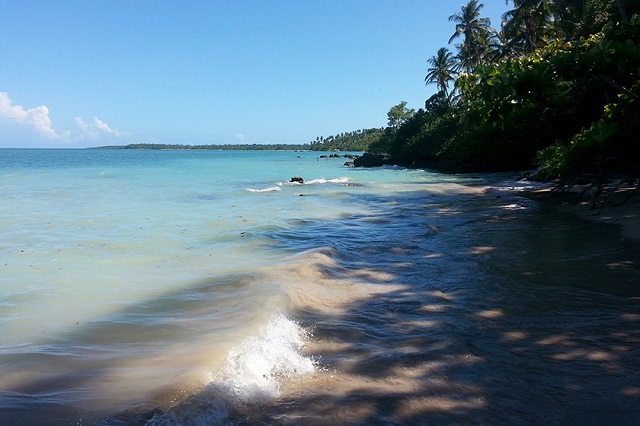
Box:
[519,185,640,241]
[108,181,639,425]
[237,185,640,425]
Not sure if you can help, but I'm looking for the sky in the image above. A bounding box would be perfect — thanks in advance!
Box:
[0,1,509,148]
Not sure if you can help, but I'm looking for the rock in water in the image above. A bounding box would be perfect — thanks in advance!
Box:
[353,153,391,168]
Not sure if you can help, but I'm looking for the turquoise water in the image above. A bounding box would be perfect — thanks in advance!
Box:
[1,149,639,425]
[1,150,357,341]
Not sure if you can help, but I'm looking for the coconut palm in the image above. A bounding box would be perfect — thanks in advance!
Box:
[502,0,552,54]
[425,47,457,96]
[553,0,624,38]
[448,0,493,72]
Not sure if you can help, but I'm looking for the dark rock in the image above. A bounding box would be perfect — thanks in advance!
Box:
[290,176,304,183]
[353,153,392,168]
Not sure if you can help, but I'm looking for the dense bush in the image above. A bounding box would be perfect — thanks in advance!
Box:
[374,7,640,179]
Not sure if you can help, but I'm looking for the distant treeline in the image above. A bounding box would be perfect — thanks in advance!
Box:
[92,130,382,152]
[93,143,310,151]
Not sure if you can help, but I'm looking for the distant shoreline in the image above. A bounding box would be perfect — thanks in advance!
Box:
[89,143,315,151]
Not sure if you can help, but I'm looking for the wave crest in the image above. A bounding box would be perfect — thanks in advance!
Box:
[245,186,282,193]
[219,312,316,401]
[304,177,349,185]
[146,313,315,425]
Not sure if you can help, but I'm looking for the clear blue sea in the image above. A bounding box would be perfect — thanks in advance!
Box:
[1,149,639,425]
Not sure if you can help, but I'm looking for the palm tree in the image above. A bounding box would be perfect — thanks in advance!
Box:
[554,0,626,38]
[425,47,457,97]
[503,0,623,52]
[449,0,493,72]
[484,25,514,62]
[502,0,552,54]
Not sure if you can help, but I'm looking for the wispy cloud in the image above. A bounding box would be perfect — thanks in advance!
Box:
[74,116,131,140]
[0,92,130,147]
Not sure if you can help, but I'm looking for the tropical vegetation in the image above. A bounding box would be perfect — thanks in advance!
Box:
[307,128,383,152]
[97,131,382,152]
[366,0,640,183]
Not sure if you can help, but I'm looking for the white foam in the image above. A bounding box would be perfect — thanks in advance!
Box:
[489,179,551,192]
[245,186,282,193]
[216,313,316,402]
[304,177,349,185]
[147,314,315,425]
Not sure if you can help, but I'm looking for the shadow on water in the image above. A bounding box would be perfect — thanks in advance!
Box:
[1,188,639,425]
[240,189,640,425]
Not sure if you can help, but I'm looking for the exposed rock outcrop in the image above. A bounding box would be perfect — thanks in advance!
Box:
[353,153,392,168]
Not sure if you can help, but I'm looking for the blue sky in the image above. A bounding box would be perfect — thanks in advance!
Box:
[0,1,508,148]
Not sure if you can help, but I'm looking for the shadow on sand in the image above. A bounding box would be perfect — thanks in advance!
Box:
[236,189,640,425]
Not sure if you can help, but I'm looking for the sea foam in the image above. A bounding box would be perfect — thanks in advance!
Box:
[146,313,315,425]
[304,177,349,185]
[245,186,282,193]
[218,312,316,402]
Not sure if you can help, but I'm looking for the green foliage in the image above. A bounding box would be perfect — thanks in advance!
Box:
[449,0,495,72]
[438,35,609,170]
[537,83,640,178]
[308,128,382,152]
[534,17,640,178]
[425,47,457,96]
[386,101,416,128]
[368,92,460,167]
[389,6,640,176]
[99,132,380,154]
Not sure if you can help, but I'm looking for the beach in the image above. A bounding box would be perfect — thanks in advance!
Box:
[145,176,640,425]
[1,150,638,425]
[520,184,640,241]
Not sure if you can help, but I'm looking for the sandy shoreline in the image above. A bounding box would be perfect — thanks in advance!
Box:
[252,182,640,425]
[517,185,640,241]
[97,177,640,425]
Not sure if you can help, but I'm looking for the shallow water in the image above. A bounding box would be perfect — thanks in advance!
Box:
[1,149,638,425]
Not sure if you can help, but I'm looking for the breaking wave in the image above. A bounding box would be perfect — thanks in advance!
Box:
[146,313,315,425]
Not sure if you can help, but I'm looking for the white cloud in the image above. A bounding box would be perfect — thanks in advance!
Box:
[0,92,59,139]
[235,132,245,143]
[74,116,131,140]
[0,92,131,147]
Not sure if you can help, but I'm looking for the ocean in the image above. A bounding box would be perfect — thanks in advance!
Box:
[1,149,639,425]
